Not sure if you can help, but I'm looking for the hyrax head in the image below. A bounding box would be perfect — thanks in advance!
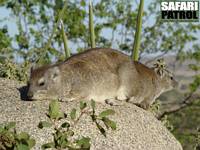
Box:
[27,65,62,100]
[153,59,178,91]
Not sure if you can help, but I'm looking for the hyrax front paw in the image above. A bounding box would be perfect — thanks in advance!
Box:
[105,99,124,106]
[116,95,128,101]
[116,87,128,101]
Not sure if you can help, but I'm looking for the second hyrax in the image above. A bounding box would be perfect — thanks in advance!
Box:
[27,48,177,109]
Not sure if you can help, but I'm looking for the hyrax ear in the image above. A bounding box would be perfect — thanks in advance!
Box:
[30,64,38,74]
[30,66,35,74]
[153,59,166,78]
[30,66,33,74]
[48,67,61,81]
[153,67,165,78]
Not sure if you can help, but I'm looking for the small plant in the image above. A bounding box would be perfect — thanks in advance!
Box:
[90,100,116,137]
[39,100,116,149]
[194,127,200,150]
[0,59,29,82]
[149,100,174,131]
[0,122,36,150]
[161,115,174,131]
[150,100,161,116]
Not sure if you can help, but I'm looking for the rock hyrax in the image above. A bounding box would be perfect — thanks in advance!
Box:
[27,48,177,109]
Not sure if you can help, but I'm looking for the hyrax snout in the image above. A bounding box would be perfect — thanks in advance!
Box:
[27,48,177,109]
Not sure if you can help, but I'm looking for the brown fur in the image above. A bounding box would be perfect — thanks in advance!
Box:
[27,48,177,109]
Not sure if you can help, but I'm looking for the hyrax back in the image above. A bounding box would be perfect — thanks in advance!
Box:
[27,48,177,109]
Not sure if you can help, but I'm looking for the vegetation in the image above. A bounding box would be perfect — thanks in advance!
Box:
[0,100,116,150]
[39,100,116,149]
[132,0,144,61]
[89,0,95,48]
[0,0,199,149]
[60,19,71,59]
[0,122,35,150]
[167,52,200,149]
[167,100,200,150]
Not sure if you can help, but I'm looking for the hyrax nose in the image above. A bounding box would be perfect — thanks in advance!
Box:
[27,91,33,99]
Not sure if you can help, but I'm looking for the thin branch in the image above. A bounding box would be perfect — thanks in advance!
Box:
[46,0,68,49]
[157,93,200,119]
[72,108,91,127]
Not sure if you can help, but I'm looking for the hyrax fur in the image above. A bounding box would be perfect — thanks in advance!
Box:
[27,48,177,109]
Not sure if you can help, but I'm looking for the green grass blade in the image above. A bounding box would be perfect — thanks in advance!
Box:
[60,20,70,58]
[89,0,96,48]
[132,0,144,61]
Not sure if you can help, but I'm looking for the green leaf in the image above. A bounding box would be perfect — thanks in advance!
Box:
[70,108,76,120]
[49,100,59,119]
[38,121,52,129]
[91,99,95,110]
[76,137,90,149]
[48,100,64,120]
[0,126,4,132]
[61,122,70,128]
[98,109,115,118]
[60,139,69,149]
[57,132,69,149]
[17,143,29,150]
[190,75,200,92]
[102,117,117,130]
[5,122,16,130]
[41,142,55,149]
[27,138,36,148]
[17,132,29,140]
[95,122,106,137]
[80,0,86,7]
[80,101,87,110]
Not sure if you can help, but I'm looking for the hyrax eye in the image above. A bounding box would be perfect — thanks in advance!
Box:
[170,77,173,80]
[39,81,45,86]
[38,78,45,86]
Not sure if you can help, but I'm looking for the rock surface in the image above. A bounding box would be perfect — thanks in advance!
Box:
[0,78,182,150]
